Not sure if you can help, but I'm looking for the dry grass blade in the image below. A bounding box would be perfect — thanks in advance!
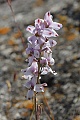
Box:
[42,105,51,120]
[42,92,55,120]
[6,0,26,48]
[6,80,11,92]
[7,0,11,6]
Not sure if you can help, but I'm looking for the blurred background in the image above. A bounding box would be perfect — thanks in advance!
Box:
[0,0,80,120]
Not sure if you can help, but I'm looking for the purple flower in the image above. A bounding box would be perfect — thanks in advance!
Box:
[44,52,55,66]
[22,11,62,100]
[42,28,59,38]
[26,89,34,100]
[28,36,37,45]
[26,43,40,61]
[45,39,57,48]
[40,57,48,66]
[41,65,53,75]
[24,76,37,89]
[34,83,47,92]
[26,25,35,34]
[21,61,38,77]
[44,11,62,30]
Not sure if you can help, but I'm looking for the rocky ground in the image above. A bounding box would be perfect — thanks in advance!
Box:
[0,0,80,120]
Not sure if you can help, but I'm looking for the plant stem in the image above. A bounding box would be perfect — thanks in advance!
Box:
[42,105,51,120]
[37,59,40,84]
[34,92,37,120]
[35,46,42,120]
[6,0,25,48]
[30,105,35,120]
[37,46,42,84]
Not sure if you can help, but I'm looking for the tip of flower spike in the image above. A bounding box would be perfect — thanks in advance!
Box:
[58,24,62,28]
[35,18,41,25]
[25,95,31,100]
[26,26,31,32]
[55,34,59,37]
[34,84,45,92]
[40,87,44,92]
[53,71,57,75]
[58,24,60,27]
[26,25,35,34]
[38,18,40,23]
[48,11,50,16]
[42,83,47,86]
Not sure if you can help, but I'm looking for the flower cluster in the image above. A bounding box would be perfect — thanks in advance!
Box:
[22,11,62,99]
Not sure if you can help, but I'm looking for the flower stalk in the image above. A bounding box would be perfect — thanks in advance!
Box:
[37,50,41,84]
[21,11,62,119]
[34,92,37,120]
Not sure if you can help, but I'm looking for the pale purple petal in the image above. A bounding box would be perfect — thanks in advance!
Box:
[49,39,57,47]
[32,76,37,85]
[35,18,45,30]
[42,83,47,86]
[21,62,38,76]
[42,28,59,38]
[40,57,48,65]
[35,44,40,50]
[21,67,31,76]
[28,36,37,45]
[41,66,53,75]
[41,67,49,75]
[34,50,40,58]
[26,90,34,100]
[24,80,31,89]
[26,43,34,55]
[24,76,37,89]
[45,52,55,65]
[42,46,52,53]
[53,71,57,75]
[35,18,42,26]
[37,37,45,45]
[26,47,34,55]
[21,68,28,74]
[49,58,55,65]
[28,56,34,66]
[49,22,62,30]
[26,25,35,34]
[47,66,53,74]
[44,11,53,26]
[34,84,44,92]
[44,12,62,30]
[29,62,38,75]
[45,39,57,48]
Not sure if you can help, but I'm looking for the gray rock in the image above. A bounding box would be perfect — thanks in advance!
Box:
[1,48,13,57]
[0,114,7,120]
